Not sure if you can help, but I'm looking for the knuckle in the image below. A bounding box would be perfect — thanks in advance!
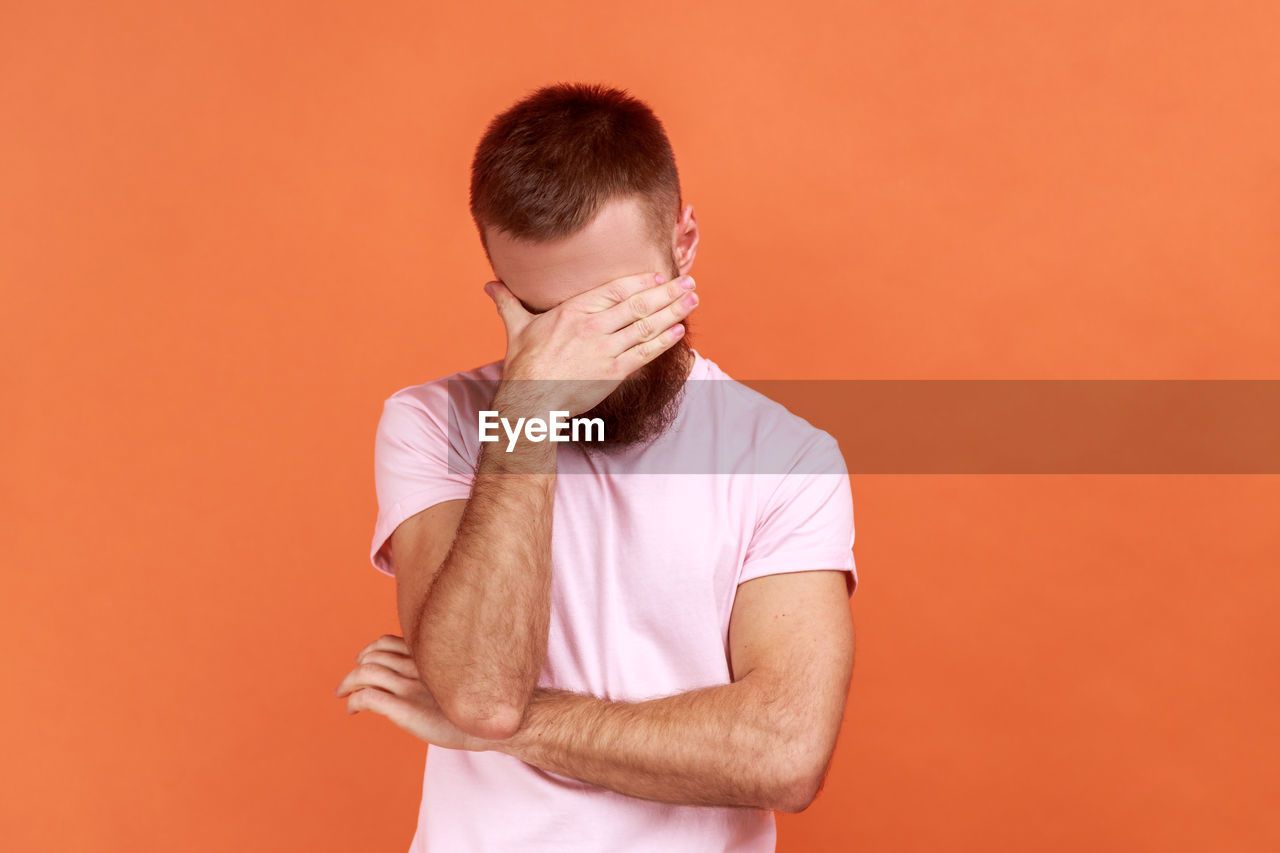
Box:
[606,282,630,304]
[633,315,653,340]
[627,294,647,319]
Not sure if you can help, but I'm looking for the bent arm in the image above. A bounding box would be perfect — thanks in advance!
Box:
[471,570,854,813]
[395,429,556,742]
[478,677,817,814]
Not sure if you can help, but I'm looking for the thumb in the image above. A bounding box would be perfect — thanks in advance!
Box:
[483,281,530,335]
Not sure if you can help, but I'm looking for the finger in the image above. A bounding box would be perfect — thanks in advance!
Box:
[608,289,698,354]
[484,281,532,336]
[335,661,418,699]
[614,322,687,376]
[596,275,695,334]
[345,688,449,748]
[569,271,673,313]
[358,649,420,680]
[346,685,397,716]
[346,688,419,738]
[355,634,409,663]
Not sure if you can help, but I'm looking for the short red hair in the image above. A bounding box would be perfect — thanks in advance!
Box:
[469,82,683,256]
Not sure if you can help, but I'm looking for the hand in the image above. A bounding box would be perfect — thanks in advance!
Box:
[484,271,698,417]
[334,634,497,752]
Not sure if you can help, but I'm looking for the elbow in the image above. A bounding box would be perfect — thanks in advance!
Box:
[446,696,527,742]
[775,772,822,814]
[772,747,830,814]
[411,644,531,742]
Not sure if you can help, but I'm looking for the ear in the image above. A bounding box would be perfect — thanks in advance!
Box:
[672,204,700,277]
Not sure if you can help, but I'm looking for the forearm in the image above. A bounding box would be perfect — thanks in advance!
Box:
[415,435,555,735]
[485,678,810,813]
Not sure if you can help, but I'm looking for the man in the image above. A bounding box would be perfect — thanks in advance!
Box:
[334,82,857,852]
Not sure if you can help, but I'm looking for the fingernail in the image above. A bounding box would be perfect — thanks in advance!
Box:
[682,276,696,290]
[655,272,666,284]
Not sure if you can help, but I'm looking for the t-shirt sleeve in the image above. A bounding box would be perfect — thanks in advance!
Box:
[369,390,475,577]
[738,432,858,598]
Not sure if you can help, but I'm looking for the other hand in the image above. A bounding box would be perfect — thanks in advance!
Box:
[334,634,497,752]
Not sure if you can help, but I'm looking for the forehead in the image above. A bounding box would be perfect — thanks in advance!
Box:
[485,195,663,312]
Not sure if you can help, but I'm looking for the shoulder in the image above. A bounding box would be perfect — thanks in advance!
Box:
[689,353,845,476]
[375,361,503,448]
[382,360,502,419]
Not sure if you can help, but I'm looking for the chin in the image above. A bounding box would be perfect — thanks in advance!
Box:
[574,337,693,450]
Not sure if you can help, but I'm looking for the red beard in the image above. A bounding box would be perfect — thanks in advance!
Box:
[573,335,693,450]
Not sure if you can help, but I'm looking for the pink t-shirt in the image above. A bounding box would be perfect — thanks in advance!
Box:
[369,350,857,853]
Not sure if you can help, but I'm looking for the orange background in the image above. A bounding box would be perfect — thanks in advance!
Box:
[3,1,1278,850]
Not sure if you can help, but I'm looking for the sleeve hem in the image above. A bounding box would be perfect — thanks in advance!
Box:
[369,487,473,577]
[737,560,858,596]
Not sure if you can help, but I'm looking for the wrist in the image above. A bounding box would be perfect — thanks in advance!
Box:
[464,732,518,754]
[491,380,556,421]
[476,430,558,475]
[477,385,572,473]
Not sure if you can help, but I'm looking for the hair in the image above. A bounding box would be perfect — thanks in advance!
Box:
[469,82,683,257]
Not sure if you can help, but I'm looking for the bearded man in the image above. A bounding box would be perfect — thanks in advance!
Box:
[335,81,858,853]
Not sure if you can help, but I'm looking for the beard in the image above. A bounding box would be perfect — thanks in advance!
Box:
[572,333,694,451]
